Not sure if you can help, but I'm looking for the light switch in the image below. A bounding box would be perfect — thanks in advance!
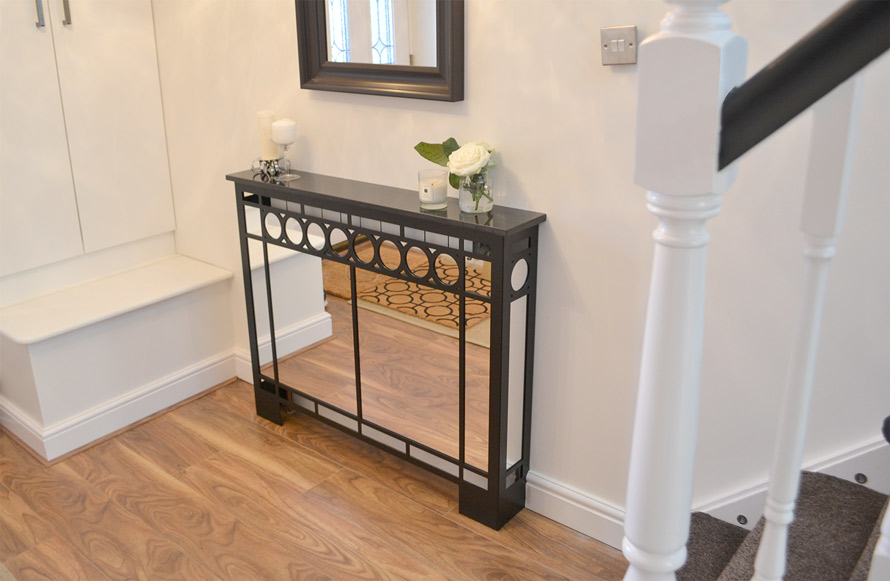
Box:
[601,25,637,66]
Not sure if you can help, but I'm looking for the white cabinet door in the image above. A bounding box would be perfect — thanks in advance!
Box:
[50,0,175,253]
[0,0,84,276]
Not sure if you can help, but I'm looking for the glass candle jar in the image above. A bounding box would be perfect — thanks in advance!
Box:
[418,168,449,210]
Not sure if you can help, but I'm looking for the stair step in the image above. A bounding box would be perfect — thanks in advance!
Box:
[716,472,887,581]
[849,497,889,581]
[678,512,748,581]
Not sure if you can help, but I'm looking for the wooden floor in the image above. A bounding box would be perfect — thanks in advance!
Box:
[0,380,627,580]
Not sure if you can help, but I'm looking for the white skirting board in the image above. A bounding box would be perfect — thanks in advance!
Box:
[526,470,626,549]
[0,351,235,460]
[526,438,890,547]
[0,310,334,461]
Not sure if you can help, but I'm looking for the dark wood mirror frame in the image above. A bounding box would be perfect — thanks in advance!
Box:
[295,0,464,102]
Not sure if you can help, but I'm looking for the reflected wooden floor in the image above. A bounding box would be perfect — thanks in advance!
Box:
[0,380,627,580]
[272,296,491,470]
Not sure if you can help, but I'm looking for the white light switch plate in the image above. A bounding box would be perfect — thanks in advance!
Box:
[601,25,637,65]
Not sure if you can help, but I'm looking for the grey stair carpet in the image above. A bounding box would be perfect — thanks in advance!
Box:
[850,498,888,581]
[715,472,887,581]
[678,512,748,581]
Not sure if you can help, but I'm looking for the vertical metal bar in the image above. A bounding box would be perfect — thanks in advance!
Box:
[262,235,279,384]
[35,0,45,27]
[61,0,71,25]
[489,236,508,507]
[458,242,467,478]
[350,264,363,429]
[236,189,261,389]
[520,230,540,479]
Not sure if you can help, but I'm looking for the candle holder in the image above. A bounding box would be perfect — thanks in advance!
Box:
[276,143,300,182]
[418,168,448,210]
[251,157,282,181]
[272,119,300,182]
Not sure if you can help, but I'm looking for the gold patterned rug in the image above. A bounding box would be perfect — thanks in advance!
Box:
[322,243,491,346]
[358,264,489,330]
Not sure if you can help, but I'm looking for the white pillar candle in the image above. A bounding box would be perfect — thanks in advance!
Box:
[257,110,278,160]
[271,119,297,145]
[418,168,448,210]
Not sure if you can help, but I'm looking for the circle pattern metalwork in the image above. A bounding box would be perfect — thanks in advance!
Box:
[261,208,484,292]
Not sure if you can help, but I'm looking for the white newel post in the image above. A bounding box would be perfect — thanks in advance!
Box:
[753,77,863,581]
[624,2,746,580]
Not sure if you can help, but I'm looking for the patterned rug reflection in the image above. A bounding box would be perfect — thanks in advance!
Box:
[357,262,490,330]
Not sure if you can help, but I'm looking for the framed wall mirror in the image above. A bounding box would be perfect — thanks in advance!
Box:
[295,0,464,101]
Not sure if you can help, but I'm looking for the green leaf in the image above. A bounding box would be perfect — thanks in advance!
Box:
[414,142,449,167]
[442,137,460,158]
[449,172,461,190]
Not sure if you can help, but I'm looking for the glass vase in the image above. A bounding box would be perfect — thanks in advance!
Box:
[458,168,493,213]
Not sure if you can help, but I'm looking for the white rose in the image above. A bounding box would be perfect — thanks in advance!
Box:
[448,142,492,177]
[466,141,493,152]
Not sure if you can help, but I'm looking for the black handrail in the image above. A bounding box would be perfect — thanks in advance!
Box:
[719,0,890,170]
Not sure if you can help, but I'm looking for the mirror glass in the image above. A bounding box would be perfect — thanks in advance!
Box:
[357,280,462,455]
[258,232,492,471]
[326,0,438,67]
[285,297,360,417]
[250,208,497,475]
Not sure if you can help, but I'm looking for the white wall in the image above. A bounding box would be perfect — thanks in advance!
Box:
[152,0,889,544]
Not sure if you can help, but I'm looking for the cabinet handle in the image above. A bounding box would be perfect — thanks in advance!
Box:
[61,0,71,25]
[35,0,45,27]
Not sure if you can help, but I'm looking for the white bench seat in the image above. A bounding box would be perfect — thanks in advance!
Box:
[0,256,231,345]
[0,255,233,461]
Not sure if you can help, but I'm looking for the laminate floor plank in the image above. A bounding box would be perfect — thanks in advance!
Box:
[0,382,626,581]
[208,383,460,515]
[444,507,628,580]
[3,535,109,581]
[0,435,216,580]
[164,394,341,491]
[304,468,571,580]
[0,484,55,561]
[63,439,339,580]
[112,414,218,476]
[181,450,449,581]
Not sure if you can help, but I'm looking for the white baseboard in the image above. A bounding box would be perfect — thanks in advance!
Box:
[696,438,890,530]
[234,312,332,381]
[0,311,334,461]
[526,470,625,549]
[0,397,48,458]
[0,350,235,461]
[526,438,889,545]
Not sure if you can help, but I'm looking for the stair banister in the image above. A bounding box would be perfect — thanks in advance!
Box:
[718,0,890,170]
[752,76,863,581]
[624,2,747,580]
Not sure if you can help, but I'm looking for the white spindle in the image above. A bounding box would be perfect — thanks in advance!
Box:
[868,507,890,581]
[624,2,747,580]
[752,77,863,581]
